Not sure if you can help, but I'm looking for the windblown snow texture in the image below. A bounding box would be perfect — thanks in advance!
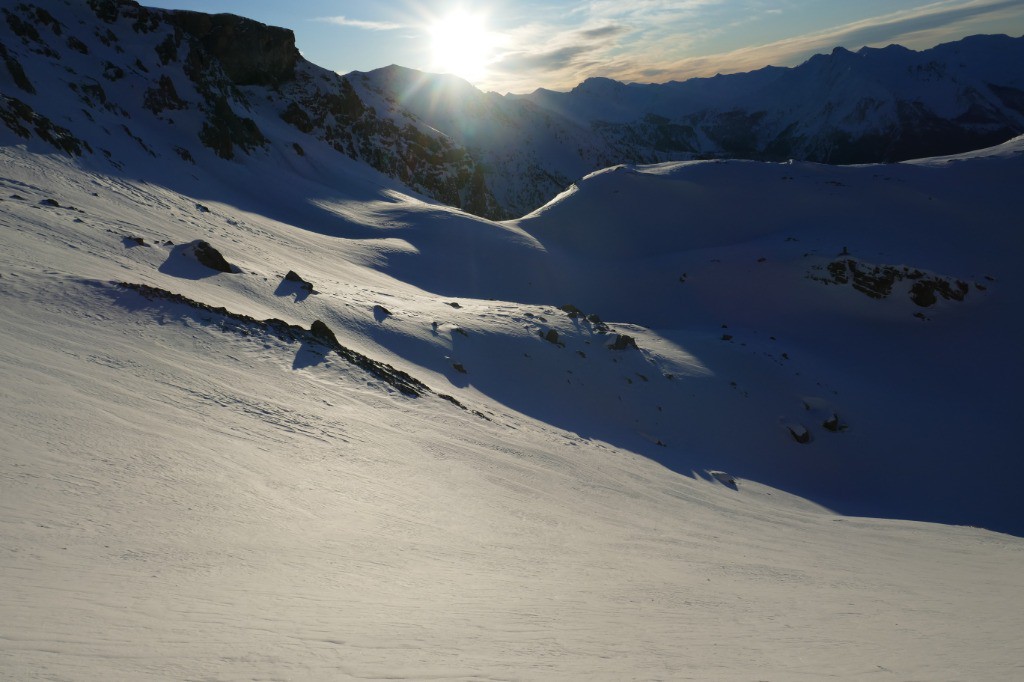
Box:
[1,2,1023,680]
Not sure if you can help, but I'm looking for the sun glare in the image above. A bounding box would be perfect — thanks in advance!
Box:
[429,10,494,83]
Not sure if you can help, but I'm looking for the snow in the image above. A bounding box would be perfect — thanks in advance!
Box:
[2,128,1023,681]
[1,3,1024,679]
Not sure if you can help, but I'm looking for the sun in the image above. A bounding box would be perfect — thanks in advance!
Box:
[428,10,495,83]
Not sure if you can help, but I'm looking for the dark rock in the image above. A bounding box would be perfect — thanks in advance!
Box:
[39,198,60,207]
[813,257,974,308]
[86,0,124,24]
[111,286,433,399]
[155,32,178,64]
[452,362,467,374]
[310,319,339,346]
[4,8,42,43]
[166,10,299,86]
[446,301,462,308]
[102,61,125,81]
[280,101,313,133]
[124,235,147,246]
[192,240,234,272]
[284,270,313,291]
[94,27,118,48]
[0,96,91,156]
[910,278,970,307]
[559,303,584,318]
[195,203,210,212]
[787,425,812,444]
[608,334,638,351]
[198,96,267,160]
[33,7,62,36]
[822,414,842,432]
[721,334,733,341]
[0,43,35,94]
[541,329,563,346]
[144,74,187,114]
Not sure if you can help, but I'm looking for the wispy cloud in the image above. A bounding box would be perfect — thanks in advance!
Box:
[577,24,631,40]
[622,0,1024,82]
[483,19,636,91]
[316,16,405,31]
[483,0,1024,92]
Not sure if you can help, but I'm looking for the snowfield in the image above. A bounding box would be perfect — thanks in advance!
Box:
[2,136,1023,680]
[1,1,1024,678]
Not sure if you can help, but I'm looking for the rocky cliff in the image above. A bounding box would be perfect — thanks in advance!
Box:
[0,0,503,217]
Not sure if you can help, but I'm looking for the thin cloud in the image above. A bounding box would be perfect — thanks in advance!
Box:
[316,16,405,31]
[577,24,631,40]
[803,0,1023,53]
[541,0,1024,88]
[486,21,633,81]
[491,46,593,74]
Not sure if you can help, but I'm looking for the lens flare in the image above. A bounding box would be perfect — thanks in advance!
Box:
[429,10,495,83]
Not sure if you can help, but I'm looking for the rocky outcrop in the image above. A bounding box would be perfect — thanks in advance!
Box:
[310,319,339,346]
[120,283,434,398]
[608,334,638,351]
[284,270,313,292]
[0,95,90,156]
[787,424,812,444]
[143,75,187,114]
[191,240,234,272]
[280,73,504,219]
[166,10,298,87]
[541,329,563,346]
[0,42,34,94]
[198,96,267,159]
[809,257,981,308]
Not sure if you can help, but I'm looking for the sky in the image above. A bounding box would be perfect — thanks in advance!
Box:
[146,0,1024,93]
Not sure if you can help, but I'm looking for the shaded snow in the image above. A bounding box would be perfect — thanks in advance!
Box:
[2,134,1023,680]
[1,3,1023,679]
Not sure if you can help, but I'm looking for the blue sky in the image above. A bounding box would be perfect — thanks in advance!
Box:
[147,0,1024,93]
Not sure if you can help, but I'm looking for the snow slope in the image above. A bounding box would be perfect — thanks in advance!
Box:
[2,132,1024,681]
[1,2,1024,680]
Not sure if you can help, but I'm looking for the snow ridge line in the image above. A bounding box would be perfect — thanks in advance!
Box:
[116,281,467,406]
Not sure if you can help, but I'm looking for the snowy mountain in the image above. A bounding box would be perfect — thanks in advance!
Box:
[2,1,1024,679]
[525,36,1024,162]
[5,1,1022,221]
[356,35,1024,217]
[0,0,505,216]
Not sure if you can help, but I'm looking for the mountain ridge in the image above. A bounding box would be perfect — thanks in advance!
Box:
[2,1,1023,220]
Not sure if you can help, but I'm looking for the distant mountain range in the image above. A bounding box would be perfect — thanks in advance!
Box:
[2,1,1023,219]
